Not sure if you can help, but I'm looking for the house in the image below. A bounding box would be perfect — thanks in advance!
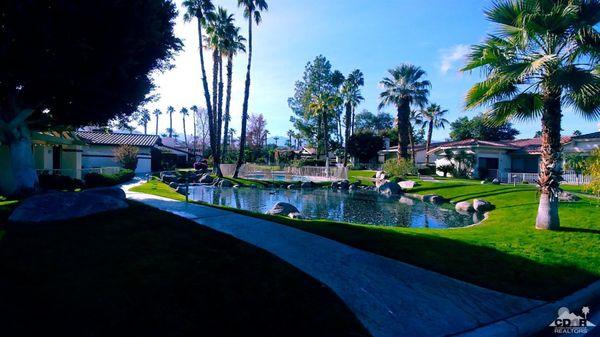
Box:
[426,133,600,182]
[75,131,160,174]
[378,142,449,167]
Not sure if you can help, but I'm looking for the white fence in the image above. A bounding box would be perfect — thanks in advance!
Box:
[505,170,593,185]
[219,164,348,181]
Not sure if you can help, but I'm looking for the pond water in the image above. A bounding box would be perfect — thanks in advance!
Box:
[188,186,479,228]
[243,173,309,182]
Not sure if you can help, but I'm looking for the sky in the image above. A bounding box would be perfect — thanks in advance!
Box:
[144,0,600,142]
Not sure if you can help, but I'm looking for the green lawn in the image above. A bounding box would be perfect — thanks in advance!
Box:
[133,178,600,300]
[348,169,377,185]
[0,202,369,337]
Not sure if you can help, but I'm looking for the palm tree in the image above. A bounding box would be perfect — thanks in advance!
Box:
[420,103,449,164]
[190,105,199,154]
[153,108,162,135]
[180,107,190,146]
[287,130,294,148]
[462,0,600,230]
[234,0,268,178]
[309,93,342,173]
[408,109,423,164]
[273,136,279,148]
[379,64,430,160]
[137,108,151,135]
[183,0,223,176]
[341,69,364,166]
[223,27,246,159]
[166,106,175,138]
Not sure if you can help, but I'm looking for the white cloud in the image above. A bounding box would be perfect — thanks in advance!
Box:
[439,44,470,75]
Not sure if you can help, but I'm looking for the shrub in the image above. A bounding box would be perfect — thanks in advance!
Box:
[585,148,600,197]
[418,166,436,175]
[382,158,417,177]
[38,174,84,191]
[347,131,384,163]
[291,158,326,167]
[84,169,135,188]
[437,164,454,177]
[113,145,139,170]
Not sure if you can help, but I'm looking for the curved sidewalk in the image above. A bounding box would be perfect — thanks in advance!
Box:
[125,189,544,337]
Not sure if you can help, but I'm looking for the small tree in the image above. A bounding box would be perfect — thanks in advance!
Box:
[347,131,384,164]
[383,158,417,178]
[585,149,600,198]
[113,145,139,171]
[564,153,588,185]
[437,164,454,178]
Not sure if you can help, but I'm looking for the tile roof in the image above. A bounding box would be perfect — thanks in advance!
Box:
[572,131,600,139]
[508,137,572,154]
[76,131,160,147]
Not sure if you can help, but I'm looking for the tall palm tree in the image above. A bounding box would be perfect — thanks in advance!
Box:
[462,0,600,230]
[287,129,294,148]
[153,108,162,135]
[408,109,423,164]
[341,69,364,167]
[309,93,342,172]
[273,136,279,147]
[190,105,199,154]
[166,105,175,138]
[137,108,151,135]
[234,0,268,178]
[379,64,430,160]
[420,103,449,164]
[223,27,246,158]
[180,107,189,146]
[183,0,223,176]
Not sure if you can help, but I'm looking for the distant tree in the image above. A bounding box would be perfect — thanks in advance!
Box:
[586,149,600,197]
[180,107,189,146]
[534,131,543,138]
[247,113,268,150]
[355,110,394,132]
[166,106,175,138]
[564,153,588,185]
[153,109,163,136]
[420,104,449,164]
[449,115,519,141]
[347,131,384,163]
[0,0,180,196]
[379,64,430,160]
[341,69,364,166]
[137,109,152,135]
[573,130,582,137]
[113,145,139,171]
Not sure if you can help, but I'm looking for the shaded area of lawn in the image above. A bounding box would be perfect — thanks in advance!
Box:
[0,203,369,337]
[132,179,600,300]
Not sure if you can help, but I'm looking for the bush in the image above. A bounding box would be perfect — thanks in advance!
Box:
[113,145,139,170]
[347,131,384,163]
[585,148,600,197]
[382,158,417,177]
[418,166,436,175]
[38,174,84,191]
[84,169,135,188]
[437,164,454,177]
[291,158,326,167]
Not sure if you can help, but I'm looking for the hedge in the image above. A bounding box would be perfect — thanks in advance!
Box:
[84,169,135,188]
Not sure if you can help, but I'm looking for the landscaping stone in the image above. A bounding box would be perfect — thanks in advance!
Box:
[169,182,179,189]
[219,180,234,188]
[9,191,129,223]
[233,184,241,188]
[287,184,299,189]
[422,194,444,204]
[266,202,300,216]
[492,178,500,185]
[473,199,493,212]
[288,212,306,220]
[301,181,316,189]
[160,173,177,183]
[455,201,474,213]
[558,191,580,202]
[349,182,360,190]
[377,182,402,196]
[85,186,126,200]
[199,174,214,184]
[398,180,417,189]
[338,180,350,190]
[176,186,188,195]
[399,196,415,206]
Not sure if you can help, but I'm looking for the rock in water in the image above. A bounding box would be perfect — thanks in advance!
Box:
[377,182,402,196]
[199,174,214,184]
[398,180,417,189]
[9,191,128,223]
[219,180,234,188]
[266,202,300,217]
[473,199,493,212]
[455,201,474,213]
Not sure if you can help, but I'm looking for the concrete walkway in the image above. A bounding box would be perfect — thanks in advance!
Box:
[125,187,545,337]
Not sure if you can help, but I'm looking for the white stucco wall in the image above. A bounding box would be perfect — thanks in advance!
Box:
[82,145,152,174]
[563,139,600,155]
[33,145,53,171]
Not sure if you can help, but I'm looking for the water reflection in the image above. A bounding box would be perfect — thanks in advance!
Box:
[188,186,475,228]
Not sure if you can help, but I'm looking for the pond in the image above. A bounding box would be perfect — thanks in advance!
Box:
[188,185,480,228]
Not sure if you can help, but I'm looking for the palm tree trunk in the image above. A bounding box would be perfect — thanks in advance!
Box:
[217,55,224,159]
[343,102,352,167]
[155,117,159,135]
[323,109,329,175]
[234,14,253,178]
[193,113,197,157]
[409,124,416,163]
[397,100,410,160]
[144,123,147,135]
[211,49,219,130]
[536,91,562,230]
[222,54,233,159]
[426,122,433,164]
[351,108,356,135]
[182,117,187,147]
[169,112,173,137]
[195,18,220,177]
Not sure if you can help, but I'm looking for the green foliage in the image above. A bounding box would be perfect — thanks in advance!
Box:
[291,158,326,167]
[354,110,393,131]
[437,164,454,177]
[564,153,588,175]
[38,174,84,191]
[383,158,417,177]
[84,169,135,188]
[444,149,475,178]
[449,115,519,141]
[585,148,600,197]
[347,131,384,163]
[113,145,139,170]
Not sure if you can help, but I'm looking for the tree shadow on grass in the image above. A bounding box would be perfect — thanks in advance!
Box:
[559,227,600,235]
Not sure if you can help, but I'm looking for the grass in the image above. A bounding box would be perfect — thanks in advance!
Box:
[133,178,600,301]
[348,169,377,185]
[0,202,369,337]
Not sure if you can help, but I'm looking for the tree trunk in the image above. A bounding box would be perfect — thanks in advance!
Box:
[195,18,219,177]
[144,123,147,135]
[222,54,233,159]
[0,132,38,197]
[193,113,197,157]
[182,117,187,146]
[536,91,562,230]
[217,55,224,160]
[323,109,330,176]
[169,112,173,137]
[155,117,159,135]
[426,121,433,164]
[409,124,416,164]
[234,14,253,178]
[211,49,219,130]
[343,102,352,167]
[397,100,410,160]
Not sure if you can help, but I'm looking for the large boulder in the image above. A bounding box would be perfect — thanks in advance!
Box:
[85,187,126,200]
[398,180,417,190]
[558,191,580,202]
[473,199,493,212]
[169,182,179,189]
[288,212,306,220]
[492,178,500,185]
[455,201,474,213]
[219,180,234,188]
[9,191,129,223]
[199,174,214,184]
[338,180,350,190]
[422,194,444,204]
[377,182,402,196]
[301,181,316,189]
[266,202,300,217]
[399,196,415,206]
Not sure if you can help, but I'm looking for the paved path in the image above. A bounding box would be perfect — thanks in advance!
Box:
[125,186,544,337]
